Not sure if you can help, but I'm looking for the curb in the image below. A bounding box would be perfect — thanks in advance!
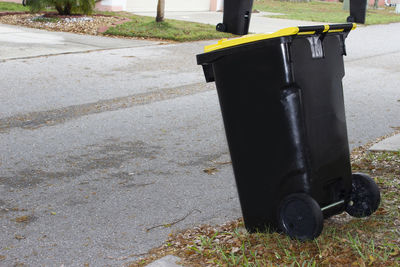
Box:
[0,11,30,16]
[369,133,400,152]
[145,255,185,267]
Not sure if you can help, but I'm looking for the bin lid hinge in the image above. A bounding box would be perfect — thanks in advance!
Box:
[306,36,324,59]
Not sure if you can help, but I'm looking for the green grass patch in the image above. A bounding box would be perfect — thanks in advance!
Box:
[0,1,29,12]
[254,0,400,25]
[104,15,234,42]
[31,16,60,23]
[131,146,400,266]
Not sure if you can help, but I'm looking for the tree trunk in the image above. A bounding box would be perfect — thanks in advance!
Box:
[156,0,165,22]
[343,0,350,10]
[64,1,72,15]
[55,4,64,15]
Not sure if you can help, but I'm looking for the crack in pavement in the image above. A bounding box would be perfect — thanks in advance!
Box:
[0,47,146,62]
[0,82,213,133]
[0,49,105,63]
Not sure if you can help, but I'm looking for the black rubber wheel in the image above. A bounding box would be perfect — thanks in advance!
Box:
[346,173,380,218]
[278,193,324,241]
[216,23,226,32]
[347,16,355,23]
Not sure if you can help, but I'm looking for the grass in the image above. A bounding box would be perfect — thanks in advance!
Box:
[31,16,60,23]
[0,1,29,12]
[104,15,234,42]
[253,0,400,25]
[130,143,400,266]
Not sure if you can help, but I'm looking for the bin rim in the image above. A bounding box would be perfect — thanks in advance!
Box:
[204,23,357,53]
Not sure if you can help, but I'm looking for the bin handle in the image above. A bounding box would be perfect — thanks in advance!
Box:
[297,23,356,35]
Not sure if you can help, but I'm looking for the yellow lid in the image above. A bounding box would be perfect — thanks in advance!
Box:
[204,24,357,53]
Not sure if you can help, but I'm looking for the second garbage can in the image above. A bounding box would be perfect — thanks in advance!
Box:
[216,0,254,35]
[197,23,380,240]
[347,0,367,24]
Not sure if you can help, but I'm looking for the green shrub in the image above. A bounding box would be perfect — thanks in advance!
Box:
[27,0,95,15]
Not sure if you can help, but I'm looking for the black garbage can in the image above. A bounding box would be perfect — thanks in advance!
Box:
[347,0,367,24]
[216,0,254,35]
[197,24,380,240]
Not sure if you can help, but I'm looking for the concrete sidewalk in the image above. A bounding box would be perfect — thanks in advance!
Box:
[0,24,159,60]
[134,11,329,33]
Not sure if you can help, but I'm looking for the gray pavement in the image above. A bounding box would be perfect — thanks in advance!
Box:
[0,13,399,266]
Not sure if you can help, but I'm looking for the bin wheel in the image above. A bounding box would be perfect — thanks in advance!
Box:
[278,193,323,241]
[216,23,226,32]
[347,16,355,23]
[346,173,380,218]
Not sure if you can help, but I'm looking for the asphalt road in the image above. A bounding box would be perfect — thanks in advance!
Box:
[0,21,399,266]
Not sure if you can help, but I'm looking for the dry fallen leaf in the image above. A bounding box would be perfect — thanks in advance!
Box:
[184,249,195,256]
[231,247,240,254]
[15,235,25,240]
[203,167,218,175]
[369,255,376,265]
[15,215,30,223]
[375,208,388,215]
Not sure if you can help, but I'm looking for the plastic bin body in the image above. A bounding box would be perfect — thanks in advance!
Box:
[197,25,355,232]
[348,0,367,24]
[219,0,254,35]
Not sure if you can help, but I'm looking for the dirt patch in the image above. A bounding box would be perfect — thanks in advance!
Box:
[0,12,124,35]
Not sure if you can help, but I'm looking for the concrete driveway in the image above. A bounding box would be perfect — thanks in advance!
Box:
[0,19,399,266]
